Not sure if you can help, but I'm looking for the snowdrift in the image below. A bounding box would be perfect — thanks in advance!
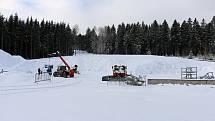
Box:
[0,50,25,70]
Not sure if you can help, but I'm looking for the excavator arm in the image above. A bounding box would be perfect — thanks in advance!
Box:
[54,51,70,70]
[59,55,71,70]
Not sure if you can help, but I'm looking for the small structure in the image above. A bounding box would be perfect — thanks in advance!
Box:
[35,72,51,83]
[45,64,53,76]
[181,67,197,79]
[200,72,215,79]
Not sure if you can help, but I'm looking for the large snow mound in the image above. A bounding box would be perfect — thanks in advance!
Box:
[0,50,25,70]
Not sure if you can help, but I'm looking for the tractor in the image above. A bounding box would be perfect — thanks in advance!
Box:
[102,65,144,86]
[50,51,75,78]
[53,65,74,78]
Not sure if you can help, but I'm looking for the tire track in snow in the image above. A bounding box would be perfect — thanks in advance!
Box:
[0,79,82,95]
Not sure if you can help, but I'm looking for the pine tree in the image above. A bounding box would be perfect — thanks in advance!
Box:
[187,18,194,55]
[205,23,214,55]
[160,20,170,55]
[0,14,4,50]
[32,19,41,58]
[192,18,201,56]
[110,25,117,54]
[211,16,215,27]
[150,20,160,55]
[18,20,25,58]
[140,23,149,54]
[200,19,207,56]
[180,20,189,56]
[127,23,140,54]
[116,23,126,54]
[7,15,14,54]
[211,16,215,55]
[90,28,98,53]
[124,24,132,54]
[170,20,181,56]
[13,13,19,55]
[65,24,73,55]
[134,22,142,54]
[85,28,92,52]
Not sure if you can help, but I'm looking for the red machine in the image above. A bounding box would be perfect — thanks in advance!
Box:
[102,65,128,81]
[52,51,74,78]
[112,65,127,77]
[102,65,144,86]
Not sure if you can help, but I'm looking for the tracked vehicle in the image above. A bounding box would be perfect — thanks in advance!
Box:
[102,65,144,86]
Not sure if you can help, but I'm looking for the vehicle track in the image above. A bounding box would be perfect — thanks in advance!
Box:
[0,79,82,95]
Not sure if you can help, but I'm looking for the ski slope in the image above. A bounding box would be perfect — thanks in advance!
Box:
[0,50,215,121]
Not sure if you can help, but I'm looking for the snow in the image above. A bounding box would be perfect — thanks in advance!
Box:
[0,50,25,69]
[1,49,215,121]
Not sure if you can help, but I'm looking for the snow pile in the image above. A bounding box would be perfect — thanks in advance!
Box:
[0,50,25,70]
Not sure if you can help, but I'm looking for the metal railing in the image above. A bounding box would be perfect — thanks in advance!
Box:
[181,67,197,79]
[35,72,51,83]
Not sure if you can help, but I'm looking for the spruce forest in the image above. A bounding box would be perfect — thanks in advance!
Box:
[0,13,215,59]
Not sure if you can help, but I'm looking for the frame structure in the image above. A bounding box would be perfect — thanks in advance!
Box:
[35,72,51,83]
[181,67,197,79]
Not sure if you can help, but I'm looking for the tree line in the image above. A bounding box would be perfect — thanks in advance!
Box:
[0,13,215,59]
[0,13,77,59]
[88,17,215,57]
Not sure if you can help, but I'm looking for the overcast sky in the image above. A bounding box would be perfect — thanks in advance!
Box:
[0,0,214,33]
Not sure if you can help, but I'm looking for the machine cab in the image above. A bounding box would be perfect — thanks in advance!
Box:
[112,65,127,77]
[57,66,67,71]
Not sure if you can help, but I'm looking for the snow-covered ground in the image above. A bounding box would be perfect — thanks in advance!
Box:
[0,49,215,121]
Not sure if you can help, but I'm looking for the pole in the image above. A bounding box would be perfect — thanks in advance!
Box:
[1,26,3,49]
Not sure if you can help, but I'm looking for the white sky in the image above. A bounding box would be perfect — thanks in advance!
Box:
[0,0,214,33]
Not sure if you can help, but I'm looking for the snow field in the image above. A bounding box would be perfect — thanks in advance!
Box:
[1,50,215,121]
